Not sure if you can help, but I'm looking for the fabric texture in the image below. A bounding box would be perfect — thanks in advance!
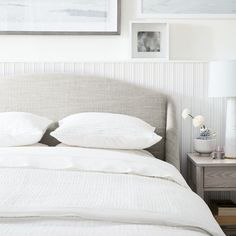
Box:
[0,147,224,236]
[165,99,180,169]
[0,220,219,236]
[0,112,52,147]
[0,74,179,169]
[51,112,162,149]
[0,147,185,185]
[25,143,48,147]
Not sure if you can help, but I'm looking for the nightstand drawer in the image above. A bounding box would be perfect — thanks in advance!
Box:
[204,167,236,188]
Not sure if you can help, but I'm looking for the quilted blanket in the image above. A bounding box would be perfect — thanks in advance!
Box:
[0,147,224,236]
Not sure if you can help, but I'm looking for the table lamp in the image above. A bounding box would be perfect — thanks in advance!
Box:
[209,60,236,158]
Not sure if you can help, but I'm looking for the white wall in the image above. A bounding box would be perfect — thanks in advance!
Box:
[0,0,236,62]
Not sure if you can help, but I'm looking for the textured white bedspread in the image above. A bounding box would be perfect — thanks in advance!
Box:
[0,147,224,236]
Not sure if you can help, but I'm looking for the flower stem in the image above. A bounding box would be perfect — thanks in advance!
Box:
[188,114,194,119]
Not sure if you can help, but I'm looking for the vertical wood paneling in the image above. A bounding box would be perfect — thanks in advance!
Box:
[0,61,230,201]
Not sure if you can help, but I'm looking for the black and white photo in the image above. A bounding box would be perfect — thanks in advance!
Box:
[131,22,169,59]
[137,31,160,52]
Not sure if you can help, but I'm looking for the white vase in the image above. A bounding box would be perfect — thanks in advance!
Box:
[194,139,217,154]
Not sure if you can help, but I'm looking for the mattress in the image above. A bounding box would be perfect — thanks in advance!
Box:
[0,147,224,236]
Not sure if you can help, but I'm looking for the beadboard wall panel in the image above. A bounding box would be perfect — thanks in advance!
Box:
[0,61,234,201]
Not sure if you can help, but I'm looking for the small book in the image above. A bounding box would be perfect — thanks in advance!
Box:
[210,200,236,217]
[215,216,236,226]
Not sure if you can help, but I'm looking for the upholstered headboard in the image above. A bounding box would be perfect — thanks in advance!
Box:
[0,74,180,170]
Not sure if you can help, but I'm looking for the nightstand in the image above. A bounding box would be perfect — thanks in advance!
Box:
[187,153,236,236]
[187,153,236,199]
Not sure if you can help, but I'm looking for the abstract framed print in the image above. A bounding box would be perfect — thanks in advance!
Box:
[138,0,236,18]
[0,0,121,35]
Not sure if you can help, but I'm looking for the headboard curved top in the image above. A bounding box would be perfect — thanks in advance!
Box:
[0,74,180,170]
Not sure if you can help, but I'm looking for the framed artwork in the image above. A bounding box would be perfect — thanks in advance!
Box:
[0,0,121,35]
[138,0,236,18]
[130,22,169,60]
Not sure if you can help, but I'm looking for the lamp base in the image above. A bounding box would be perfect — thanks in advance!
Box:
[225,97,236,159]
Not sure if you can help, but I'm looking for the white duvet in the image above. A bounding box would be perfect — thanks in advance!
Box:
[0,147,224,236]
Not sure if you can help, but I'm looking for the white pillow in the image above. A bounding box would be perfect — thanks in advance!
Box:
[0,112,53,147]
[51,112,162,150]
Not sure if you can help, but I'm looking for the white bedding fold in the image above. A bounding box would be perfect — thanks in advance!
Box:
[0,147,188,187]
[0,147,224,236]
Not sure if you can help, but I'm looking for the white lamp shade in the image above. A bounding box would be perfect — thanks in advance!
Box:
[209,60,236,98]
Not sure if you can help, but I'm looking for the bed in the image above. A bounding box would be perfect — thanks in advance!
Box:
[0,74,224,236]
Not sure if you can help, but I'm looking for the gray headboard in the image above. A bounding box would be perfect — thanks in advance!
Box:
[0,74,180,170]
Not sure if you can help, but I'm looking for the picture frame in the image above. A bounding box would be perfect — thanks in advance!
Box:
[0,0,121,35]
[130,22,169,60]
[137,0,236,19]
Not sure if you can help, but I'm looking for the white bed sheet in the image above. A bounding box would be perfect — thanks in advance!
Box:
[0,147,224,236]
[25,143,48,147]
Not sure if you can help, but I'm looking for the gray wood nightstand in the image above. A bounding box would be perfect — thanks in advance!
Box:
[187,153,236,236]
[187,153,236,199]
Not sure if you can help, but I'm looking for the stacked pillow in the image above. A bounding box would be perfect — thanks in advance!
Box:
[51,112,162,150]
[0,112,52,147]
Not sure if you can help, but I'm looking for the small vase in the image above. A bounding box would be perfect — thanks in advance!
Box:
[194,138,217,154]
